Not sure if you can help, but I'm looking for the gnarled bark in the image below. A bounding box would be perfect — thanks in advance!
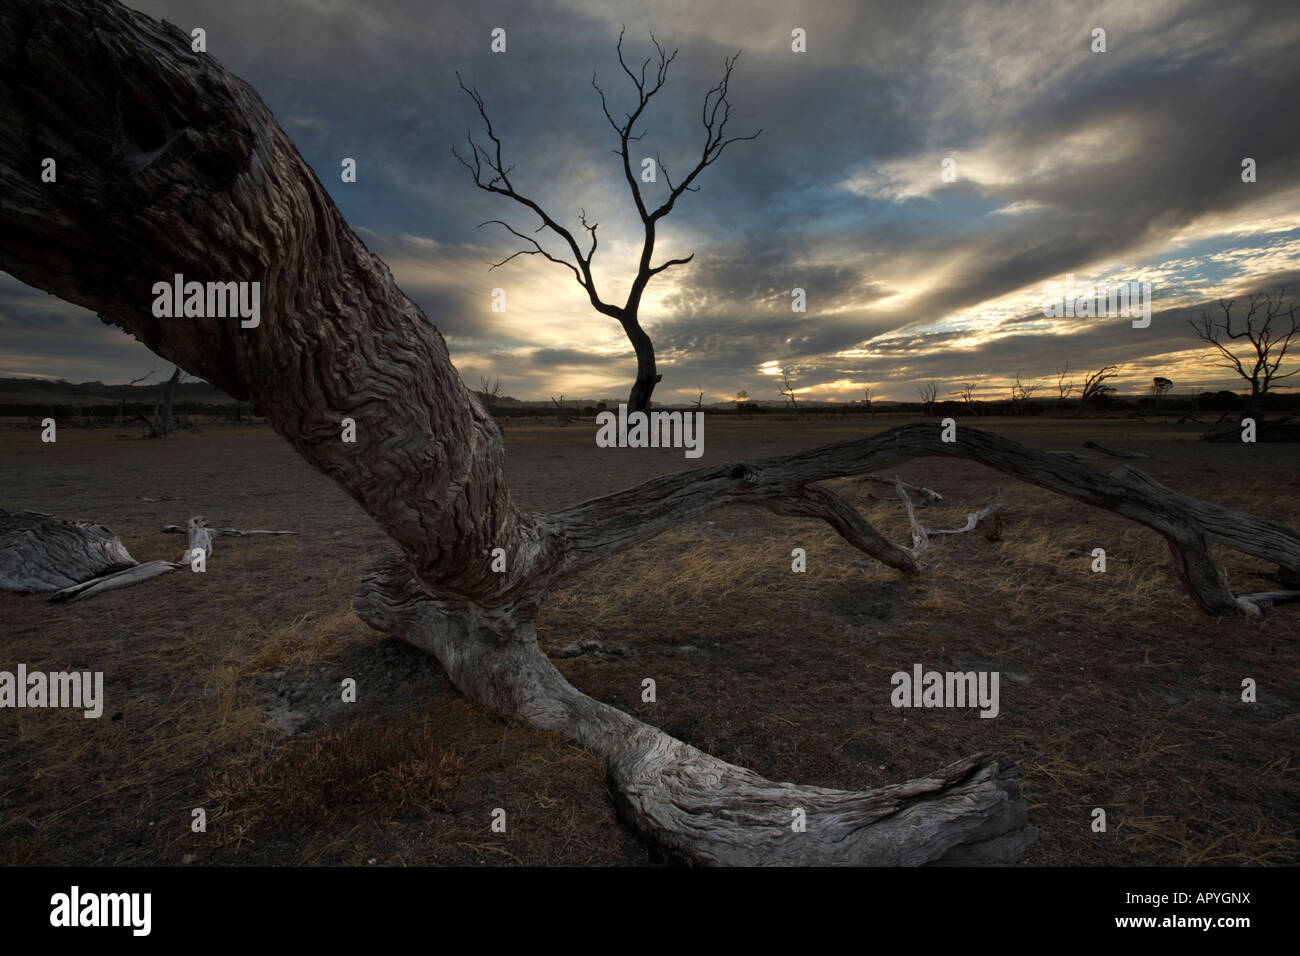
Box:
[0,509,212,603]
[0,510,136,592]
[4,0,1297,865]
[353,558,1032,865]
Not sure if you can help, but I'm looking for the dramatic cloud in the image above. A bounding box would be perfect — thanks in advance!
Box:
[3,0,1298,403]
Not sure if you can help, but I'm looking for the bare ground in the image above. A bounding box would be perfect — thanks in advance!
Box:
[0,415,1296,866]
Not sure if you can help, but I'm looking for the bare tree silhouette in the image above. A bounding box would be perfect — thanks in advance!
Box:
[1076,365,1120,417]
[1054,363,1077,416]
[916,381,939,416]
[1191,289,1297,418]
[778,367,801,418]
[453,29,760,413]
[1010,374,1039,416]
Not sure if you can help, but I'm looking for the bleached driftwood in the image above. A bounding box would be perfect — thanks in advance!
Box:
[0,510,137,593]
[49,560,179,603]
[1235,590,1300,607]
[1,509,223,604]
[162,524,296,537]
[893,477,1003,555]
[48,517,212,604]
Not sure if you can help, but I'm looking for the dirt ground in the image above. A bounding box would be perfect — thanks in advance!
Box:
[1,414,1297,866]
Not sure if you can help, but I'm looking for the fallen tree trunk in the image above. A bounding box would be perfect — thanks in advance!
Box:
[49,559,178,604]
[162,524,296,537]
[2,511,226,604]
[0,510,137,592]
[53,516,211,603]
[3,0,1297,864]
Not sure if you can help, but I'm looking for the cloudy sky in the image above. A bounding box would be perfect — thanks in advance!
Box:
[4,0,1299,403]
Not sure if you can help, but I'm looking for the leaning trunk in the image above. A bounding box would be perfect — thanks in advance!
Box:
[622,314,661,413]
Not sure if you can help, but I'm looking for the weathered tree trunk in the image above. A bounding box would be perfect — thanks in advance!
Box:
[622,314,661,413]
[159,366,181,435]
[3,0,1297,865]
[0,510,136,592]
[0,509,214,603]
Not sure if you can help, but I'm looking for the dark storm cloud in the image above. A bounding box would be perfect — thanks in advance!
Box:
[3,0,1298,398]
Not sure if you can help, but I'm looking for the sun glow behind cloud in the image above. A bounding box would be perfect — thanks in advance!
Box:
[3,0,1299,405]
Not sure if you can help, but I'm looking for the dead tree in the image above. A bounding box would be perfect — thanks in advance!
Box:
[475,375,504,432]
[0,510,136,592]
[953,381,979,416]
[453,30,759,413]
[120,367,159,424]
[1010,374,1038,416]
[551,394,569,424]
[778,367,801,419]
[1076,365,1120,417]
[4,0,1299,864]
[157,365,183,435]
[0,509,209,603]
[916,381,940,416]
[694,385,704,412]
[1191,290,1297,419]
[1055,364,1076,416]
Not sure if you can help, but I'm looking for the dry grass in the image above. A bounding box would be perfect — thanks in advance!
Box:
[1,417,1297,865]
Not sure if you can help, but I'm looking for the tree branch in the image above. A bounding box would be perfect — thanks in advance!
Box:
[454,72,621,318]
[648,50,761,223]
[541,424,1300,616]
[479,219,584,286]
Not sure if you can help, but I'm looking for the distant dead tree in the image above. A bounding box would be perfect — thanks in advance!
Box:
[1076,365,1121,417]
[862,386,874,417]
[120,367,159,424]
[1190,289,1297,418]
[134,366,183,437]
[551,394,569,425]
[453,29,760,413]
[1010,374,1039,416]
[1054,364,1077,416]
[1150,376,1173,403]
[952,381,979,416]
[476,375,503,412]
[693,384,704,411]
[157,366,183,435]
[476,375,505,432]
[8,0,1299,865]
[778,368,801,419]
[916,381,939,416]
